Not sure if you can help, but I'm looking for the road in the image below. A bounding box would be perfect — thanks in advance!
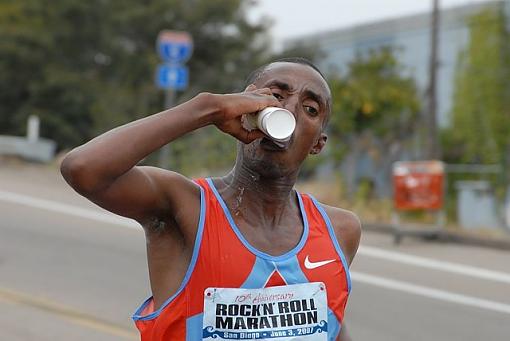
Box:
[1,163,509,340]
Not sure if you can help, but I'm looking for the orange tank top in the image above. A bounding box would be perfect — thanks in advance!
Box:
[133,178,351,340]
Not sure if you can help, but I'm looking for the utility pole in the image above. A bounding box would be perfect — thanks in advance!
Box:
[158,89,176,168]
[155,30,193,169]
[425,0,440,159]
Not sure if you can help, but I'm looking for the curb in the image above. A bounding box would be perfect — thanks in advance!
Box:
[363,223,510,251]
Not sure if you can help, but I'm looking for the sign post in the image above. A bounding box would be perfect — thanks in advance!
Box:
[155,30,193,168]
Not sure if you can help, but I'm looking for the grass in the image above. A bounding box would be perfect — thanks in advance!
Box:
[296,176,393,223]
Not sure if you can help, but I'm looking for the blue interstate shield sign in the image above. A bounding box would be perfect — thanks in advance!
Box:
[156,64,188,90]
[157,30,193,63]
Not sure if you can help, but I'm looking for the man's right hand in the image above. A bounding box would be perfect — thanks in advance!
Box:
[209,84,282,144]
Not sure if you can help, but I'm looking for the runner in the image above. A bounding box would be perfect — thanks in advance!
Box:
[61,57,361,341]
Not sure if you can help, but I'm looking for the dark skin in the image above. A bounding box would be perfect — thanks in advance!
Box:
[61,62,361,341]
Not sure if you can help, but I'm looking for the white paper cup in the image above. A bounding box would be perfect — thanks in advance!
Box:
[246,107,295,142]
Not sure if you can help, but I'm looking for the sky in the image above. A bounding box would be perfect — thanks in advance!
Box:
[249,0,495,48]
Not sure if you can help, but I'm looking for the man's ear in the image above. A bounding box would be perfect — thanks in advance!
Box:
[310,133,328,155]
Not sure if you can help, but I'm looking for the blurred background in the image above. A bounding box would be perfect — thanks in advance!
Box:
[1,0,510,340]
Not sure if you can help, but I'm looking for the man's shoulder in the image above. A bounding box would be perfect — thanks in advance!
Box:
[319,203,362,265]
[136,166,201,234]
[321,204,361,234]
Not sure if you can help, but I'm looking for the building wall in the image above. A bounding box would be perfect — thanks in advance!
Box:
[285,1,506,128]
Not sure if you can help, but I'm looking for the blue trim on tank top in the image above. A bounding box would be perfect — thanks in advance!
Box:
[186,313,204,341]
[205,177,309,262]
[132,184,206,321]
[240,257,280,288]
[308,195,352,293]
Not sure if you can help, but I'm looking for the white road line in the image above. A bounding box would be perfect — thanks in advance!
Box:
[0,286,138,339]
[0,190,139,229]
[352,271,510,315]
[3,189,510,287]
[358,245,510,285]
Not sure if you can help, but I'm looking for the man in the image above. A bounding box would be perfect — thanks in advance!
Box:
[61,57,361,340]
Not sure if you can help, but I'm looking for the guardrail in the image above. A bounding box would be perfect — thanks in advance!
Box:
[0,135,56,163]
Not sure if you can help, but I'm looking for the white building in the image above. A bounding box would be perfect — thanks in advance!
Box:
[284,0,510,128]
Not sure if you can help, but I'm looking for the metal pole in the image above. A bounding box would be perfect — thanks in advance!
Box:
[425,0,440,159]
[158,88,176,168]
[27,115,40,143]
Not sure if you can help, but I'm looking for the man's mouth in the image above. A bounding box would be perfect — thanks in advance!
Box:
[259,137,289,151]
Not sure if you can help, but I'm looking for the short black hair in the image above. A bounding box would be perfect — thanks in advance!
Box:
[244,57,327,87]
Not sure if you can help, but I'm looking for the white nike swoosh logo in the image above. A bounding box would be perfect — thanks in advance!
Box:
[304,256,335,269]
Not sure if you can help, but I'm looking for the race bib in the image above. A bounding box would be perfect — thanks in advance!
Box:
[203,282,328,340]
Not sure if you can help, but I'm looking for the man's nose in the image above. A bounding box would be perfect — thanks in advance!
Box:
[283,95,299,114]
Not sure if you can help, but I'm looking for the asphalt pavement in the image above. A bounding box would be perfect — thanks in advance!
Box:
[1,163,509,341]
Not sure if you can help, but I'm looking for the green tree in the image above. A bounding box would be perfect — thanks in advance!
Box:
[444,8,510,165]
[328,47,421,162]
[0,0,272,151]
[323,47,421,197]
[0,0,326,172]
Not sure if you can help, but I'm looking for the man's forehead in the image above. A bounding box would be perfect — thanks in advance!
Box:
[256,62,331,96]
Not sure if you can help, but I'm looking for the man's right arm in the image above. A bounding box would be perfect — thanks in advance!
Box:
[60,88,280,231]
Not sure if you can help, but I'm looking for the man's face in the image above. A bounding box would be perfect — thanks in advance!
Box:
[240,62,331,177]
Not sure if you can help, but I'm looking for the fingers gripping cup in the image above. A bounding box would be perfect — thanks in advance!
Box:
[246,107,296,145]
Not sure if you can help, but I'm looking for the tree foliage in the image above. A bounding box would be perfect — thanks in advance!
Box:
[0,0,267,149]
[327,47,421,162]
[444,8,510,164]
[0,0,325,172]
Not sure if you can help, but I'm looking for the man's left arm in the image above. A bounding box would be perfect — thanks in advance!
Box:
[324,205,362,341]
[338,324,353,341]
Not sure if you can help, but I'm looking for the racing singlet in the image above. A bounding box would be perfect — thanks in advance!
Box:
[133,178,351,341]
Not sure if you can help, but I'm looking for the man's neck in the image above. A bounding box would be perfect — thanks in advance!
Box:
[217,164,299,227]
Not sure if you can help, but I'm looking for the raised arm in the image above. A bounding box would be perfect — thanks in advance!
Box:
[60,87,280,231]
